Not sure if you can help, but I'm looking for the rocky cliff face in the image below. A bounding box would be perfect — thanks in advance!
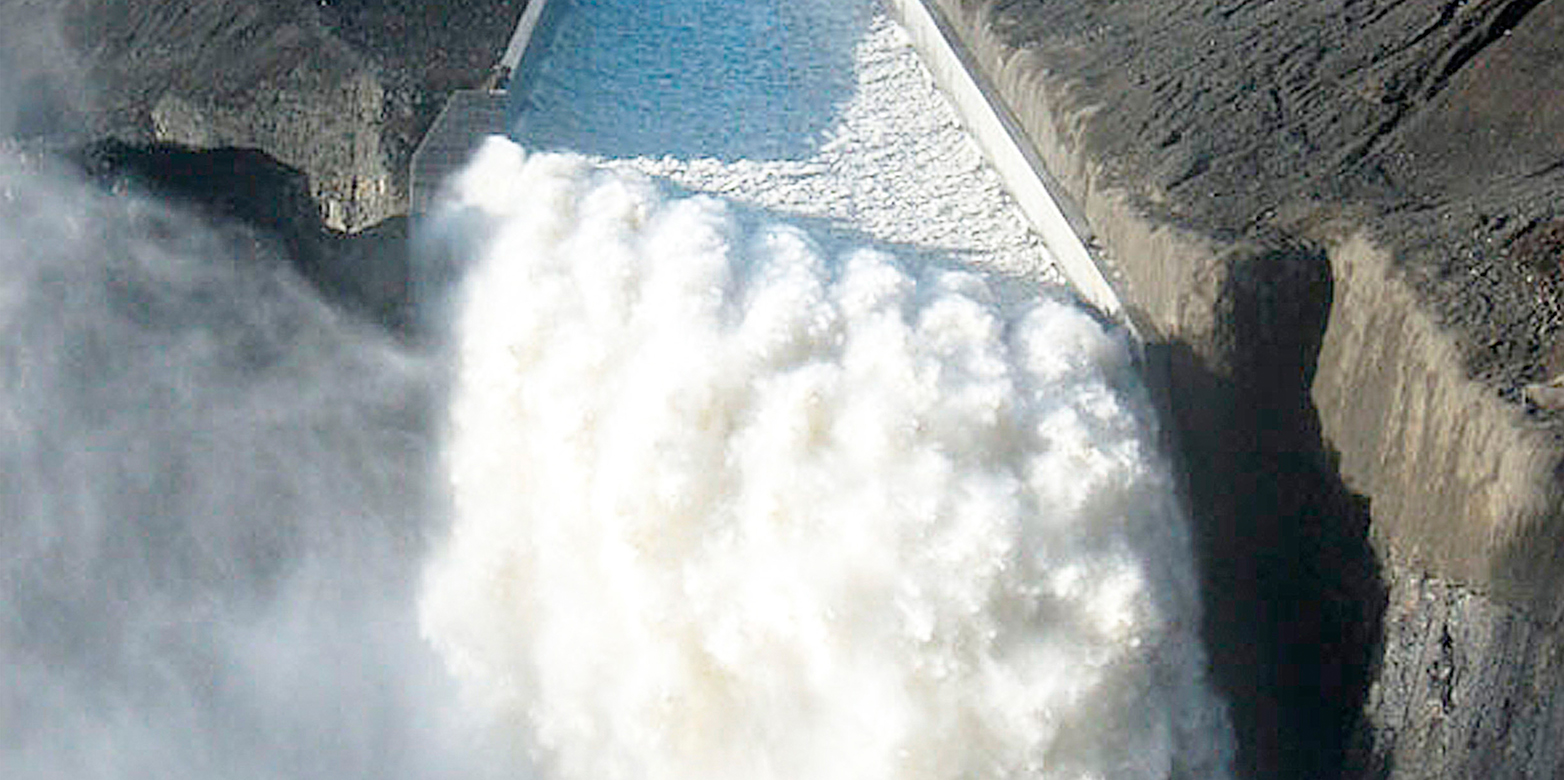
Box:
[72,139,415,332]
[0,0,527,332]
[3,0,524,232]
[917,0,1564,777]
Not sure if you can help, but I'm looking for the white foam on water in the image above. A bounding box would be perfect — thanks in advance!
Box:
[420,141,1235,780]
[518,0,1057,290]
[0,0,1237,775]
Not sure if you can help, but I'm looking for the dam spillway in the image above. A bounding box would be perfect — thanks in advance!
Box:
[418,0,1235,778]
[0,0,1236,778]
[449,0,1060,292]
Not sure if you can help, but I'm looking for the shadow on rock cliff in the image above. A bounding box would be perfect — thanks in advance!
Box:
[1152,242,1389,780]
[74,140,414,335]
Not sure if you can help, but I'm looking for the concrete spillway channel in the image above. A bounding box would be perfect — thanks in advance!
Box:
[409,0,1159,394]
[407,0,1234,776]
[413,0,1126,321]
[407,0,1182,513]
[408,0,1173,438]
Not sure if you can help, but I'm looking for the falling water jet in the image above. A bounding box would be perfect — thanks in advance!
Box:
[418,141,1235,780]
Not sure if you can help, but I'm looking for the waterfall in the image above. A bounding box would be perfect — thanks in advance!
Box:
[417,141,1234,780]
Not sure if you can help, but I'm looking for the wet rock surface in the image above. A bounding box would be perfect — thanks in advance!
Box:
[925,0,1564,777]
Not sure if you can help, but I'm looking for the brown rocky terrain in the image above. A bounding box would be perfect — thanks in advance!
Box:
[2,0,525,232]
[0,0,528,333]
[922,0,1564,777]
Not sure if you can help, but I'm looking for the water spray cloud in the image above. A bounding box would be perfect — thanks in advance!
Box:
[0,153,482,780]
[421,140,1235,780]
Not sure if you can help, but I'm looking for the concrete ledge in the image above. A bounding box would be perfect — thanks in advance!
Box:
[411,0,559,216]
[499,0,556,77]
[886,0,1123,323]
[410,90,510,216]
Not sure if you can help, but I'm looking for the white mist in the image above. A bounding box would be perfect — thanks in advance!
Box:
[420,142,1234,780]
[0,156,484,780]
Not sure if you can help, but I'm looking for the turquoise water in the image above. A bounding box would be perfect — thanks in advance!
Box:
[508,0,1057,292]
[515,0,866,160]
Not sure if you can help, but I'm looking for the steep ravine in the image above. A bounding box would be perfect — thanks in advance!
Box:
[10,0,1563,777]
[922,0,1564,777]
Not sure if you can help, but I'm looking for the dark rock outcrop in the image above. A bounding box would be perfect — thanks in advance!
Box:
[73,140,413,332]
[920,0,1564,777]
[3,0,525,231]
[0,0,528,332]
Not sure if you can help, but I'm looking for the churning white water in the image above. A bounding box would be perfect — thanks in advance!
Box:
[419,0,1234,775]
[418,141,1234,780]
[2,0,1234,776]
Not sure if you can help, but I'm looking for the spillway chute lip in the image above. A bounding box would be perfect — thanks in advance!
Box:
[886,0,1137,343]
